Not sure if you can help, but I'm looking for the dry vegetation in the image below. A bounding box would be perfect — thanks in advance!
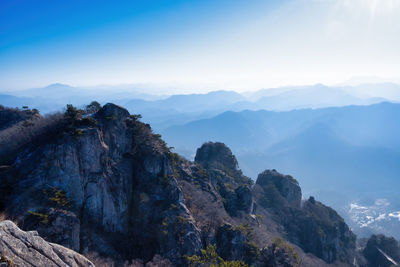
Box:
[0,112,65,163]
[0,254,14,267]
[0,105,40,131]
[85,252,172,267]
[0,212,7,222]
[0,211,19,226]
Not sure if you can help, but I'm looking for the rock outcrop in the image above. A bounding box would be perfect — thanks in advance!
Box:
[194,142,253,216]
[254,169,356,264]
[0,103,364,266]
[1,103,201,265]
[0,220,94,267]
[194,142,240,176]
[256,169,301,208]
[285,197,356,264]
[215,224,258,265]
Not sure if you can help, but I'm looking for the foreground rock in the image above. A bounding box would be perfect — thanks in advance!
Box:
[0,220,94,267]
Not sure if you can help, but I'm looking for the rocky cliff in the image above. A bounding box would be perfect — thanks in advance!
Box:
[1,103,201,265]
[253,170,356,263]
[0,102,394,266]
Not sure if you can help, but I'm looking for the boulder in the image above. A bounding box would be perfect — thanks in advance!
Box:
[0,220,94,267]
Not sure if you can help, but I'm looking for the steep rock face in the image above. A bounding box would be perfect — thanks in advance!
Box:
[235,185,253,213]
[254,170,356,264]
[362,234,400,267]
[285,198,356,264]
[256,169,301,208]
[36,209,81,252]
[0,220,94,267]
[1,103,201,264]
[195,142,240,176]
[194,142,253,216]
[215,224,258,265]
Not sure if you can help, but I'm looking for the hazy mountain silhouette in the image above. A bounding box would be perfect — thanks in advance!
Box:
[3,83,396,128]
[161,102,400,238]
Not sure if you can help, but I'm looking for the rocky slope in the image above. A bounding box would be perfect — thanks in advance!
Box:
[0,102,398,266]
[0,220,94,267]
[0,105,40,131]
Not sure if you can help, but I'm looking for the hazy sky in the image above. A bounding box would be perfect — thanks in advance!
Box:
[1,0,400,92]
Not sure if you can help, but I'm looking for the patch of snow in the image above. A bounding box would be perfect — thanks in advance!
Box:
[389,211,400,221]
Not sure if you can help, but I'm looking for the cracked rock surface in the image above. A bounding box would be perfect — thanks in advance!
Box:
[0,220,94,267]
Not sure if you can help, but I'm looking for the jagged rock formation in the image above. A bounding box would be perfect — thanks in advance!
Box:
[0,220,94,267]
[0,102,374,266]
[253,170,356,264]
[194,142,253,216]
[191,142,355,266]
[195,142,242,178]
[1,103,201,265]
[256,169,301,208]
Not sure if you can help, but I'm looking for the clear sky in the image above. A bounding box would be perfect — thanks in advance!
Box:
[1,0,400,92]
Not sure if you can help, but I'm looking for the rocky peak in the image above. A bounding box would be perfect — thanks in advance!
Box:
[194,142,253,216]
[0,103,201,265]
[195,142,239,174]
[194,142,252,187]
[256,169,301,208]
[95,103,130,121]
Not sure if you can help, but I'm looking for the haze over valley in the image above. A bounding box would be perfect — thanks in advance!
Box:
[2,81,400,240]
[2,0,400,266]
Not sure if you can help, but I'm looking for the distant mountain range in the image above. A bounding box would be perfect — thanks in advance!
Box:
[159,102,400,239]
[1,82,399,129]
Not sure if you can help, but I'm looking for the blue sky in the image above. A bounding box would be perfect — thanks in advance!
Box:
[1,0,400,92]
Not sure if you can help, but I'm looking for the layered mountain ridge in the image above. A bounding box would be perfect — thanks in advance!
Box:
[0,103,398,266]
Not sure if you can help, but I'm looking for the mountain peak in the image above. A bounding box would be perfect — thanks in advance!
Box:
[44,83,74,89]
[195,142,239,172]
[256,169,301,208]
